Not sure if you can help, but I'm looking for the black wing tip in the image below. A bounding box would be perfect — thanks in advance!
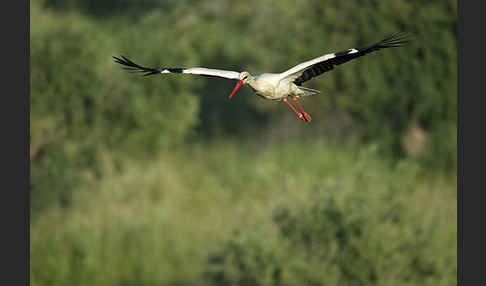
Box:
[113,55,133,65]
[113,55,162,76]
[379,31,413,48]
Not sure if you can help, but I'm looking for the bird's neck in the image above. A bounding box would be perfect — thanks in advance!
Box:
[247,77,258,90]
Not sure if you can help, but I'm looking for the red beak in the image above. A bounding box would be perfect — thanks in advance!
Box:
[228,80,244,99]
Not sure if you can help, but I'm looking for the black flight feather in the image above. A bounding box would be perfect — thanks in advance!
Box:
[293,32,411,86]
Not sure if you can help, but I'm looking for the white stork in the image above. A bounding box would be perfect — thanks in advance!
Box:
[114,32,410,122]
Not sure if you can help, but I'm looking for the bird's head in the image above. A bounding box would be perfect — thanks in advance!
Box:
[228,71,252,99]
[239,71,252,84]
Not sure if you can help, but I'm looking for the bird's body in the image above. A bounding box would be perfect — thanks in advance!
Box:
[247,73,284,100]
[114,32,410,122]
[246,73,319,100]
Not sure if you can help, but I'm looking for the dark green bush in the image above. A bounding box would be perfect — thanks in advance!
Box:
[205,230,283,286]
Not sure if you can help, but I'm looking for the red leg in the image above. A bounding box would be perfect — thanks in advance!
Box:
[282,98,305,121]
[290,94,311,122]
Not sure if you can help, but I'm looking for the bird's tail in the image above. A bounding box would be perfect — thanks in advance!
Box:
[296,86,321,97]
[113,56,162,76]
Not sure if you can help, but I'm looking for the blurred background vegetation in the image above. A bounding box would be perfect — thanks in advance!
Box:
[30,0,457,285]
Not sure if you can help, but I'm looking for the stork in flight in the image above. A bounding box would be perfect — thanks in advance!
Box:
[114,32,410,122]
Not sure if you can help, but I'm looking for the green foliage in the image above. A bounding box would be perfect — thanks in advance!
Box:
[205,230,283,286]
[200,142,456,286]
[31,0,456,210]
[30,0,200,210]
[30,141,456,286]
[35,0,457,161]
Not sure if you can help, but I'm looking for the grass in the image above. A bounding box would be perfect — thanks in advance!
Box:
[30,139,456,286]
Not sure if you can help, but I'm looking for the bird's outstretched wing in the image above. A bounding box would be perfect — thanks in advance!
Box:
[113,56,241,80]
[280,32,411,86]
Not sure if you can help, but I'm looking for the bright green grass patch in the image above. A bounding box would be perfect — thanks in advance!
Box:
[30,140,456,286]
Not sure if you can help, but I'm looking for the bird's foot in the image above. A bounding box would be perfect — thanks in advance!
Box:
[289,94,311,122]
[302,112,312,122]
